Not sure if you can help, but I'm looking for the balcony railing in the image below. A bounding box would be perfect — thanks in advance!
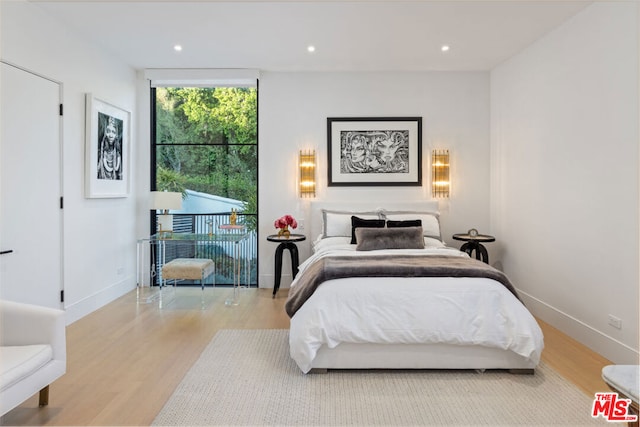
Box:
[152,212,258,287]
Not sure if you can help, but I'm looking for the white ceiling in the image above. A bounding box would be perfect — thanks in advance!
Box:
[30,0,592,71]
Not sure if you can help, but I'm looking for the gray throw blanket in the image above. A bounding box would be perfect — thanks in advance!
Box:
[285,255,521,318]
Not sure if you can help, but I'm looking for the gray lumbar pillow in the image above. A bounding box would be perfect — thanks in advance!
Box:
[355,226,425,251]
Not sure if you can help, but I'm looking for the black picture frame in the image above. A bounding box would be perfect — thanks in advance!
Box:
[327,117,422,186]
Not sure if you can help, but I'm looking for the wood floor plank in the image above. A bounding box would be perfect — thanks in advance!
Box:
[537,318,612,396]
[0,287,612,426]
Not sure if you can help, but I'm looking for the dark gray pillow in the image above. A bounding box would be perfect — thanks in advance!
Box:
[386,219,422,228]
[350,216,385,244]
[355,226,425,251]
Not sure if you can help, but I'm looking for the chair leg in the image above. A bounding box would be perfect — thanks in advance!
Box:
[159,279,176,309]
[199,273,205,310]
[39,385,49,407]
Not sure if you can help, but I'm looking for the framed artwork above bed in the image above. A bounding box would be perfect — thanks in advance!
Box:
[327,117,422,186]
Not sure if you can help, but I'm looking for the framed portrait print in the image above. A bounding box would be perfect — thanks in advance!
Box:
[85,93,131,198]
[327,117,422,186]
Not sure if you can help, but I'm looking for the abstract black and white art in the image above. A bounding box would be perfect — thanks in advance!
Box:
[328,117,422,186]
[85,94,131,198]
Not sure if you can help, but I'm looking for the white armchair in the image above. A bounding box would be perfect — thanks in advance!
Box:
[0,300,66,416]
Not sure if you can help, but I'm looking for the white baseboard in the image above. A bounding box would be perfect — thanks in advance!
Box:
[64,277,136,325]
[519,290,639,364]
[258,273,292,289]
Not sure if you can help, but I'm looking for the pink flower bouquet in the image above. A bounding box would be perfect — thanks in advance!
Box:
[274,214,298,230]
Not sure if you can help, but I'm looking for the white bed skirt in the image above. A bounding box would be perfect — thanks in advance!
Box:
[310,342,537,372]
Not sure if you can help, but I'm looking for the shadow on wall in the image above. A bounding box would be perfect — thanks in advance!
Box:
[489,239,505,272]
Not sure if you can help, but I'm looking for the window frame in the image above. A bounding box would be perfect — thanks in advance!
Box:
[149,83,259,287]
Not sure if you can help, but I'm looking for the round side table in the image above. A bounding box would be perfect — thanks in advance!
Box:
[452,233,495,264]
[267,234,306,298]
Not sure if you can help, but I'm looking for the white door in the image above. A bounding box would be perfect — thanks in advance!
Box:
[0,62,63,309]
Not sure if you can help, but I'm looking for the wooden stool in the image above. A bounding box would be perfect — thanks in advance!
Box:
[161,258,215,308]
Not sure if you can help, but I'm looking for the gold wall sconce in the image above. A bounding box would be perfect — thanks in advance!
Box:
[432,149,450,198]
[299,149,316,198]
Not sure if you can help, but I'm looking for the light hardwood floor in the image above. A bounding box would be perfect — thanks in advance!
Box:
[1,287,612,426]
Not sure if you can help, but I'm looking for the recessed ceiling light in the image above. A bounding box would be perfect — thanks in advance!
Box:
[174,45,183,52]
[307,45,316,53]
[441,45,450,52]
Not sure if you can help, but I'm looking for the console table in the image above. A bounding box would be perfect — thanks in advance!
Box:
[136,231,251,306]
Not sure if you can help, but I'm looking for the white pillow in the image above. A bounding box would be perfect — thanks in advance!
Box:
[424,236,445,248]
[312,236,352,253]
[381,210,441,240]
[322,209,380,238]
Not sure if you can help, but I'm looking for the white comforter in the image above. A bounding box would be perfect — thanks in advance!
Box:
[288,237,544,373]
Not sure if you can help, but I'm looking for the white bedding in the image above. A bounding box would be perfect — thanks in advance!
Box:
[288,237,544,373]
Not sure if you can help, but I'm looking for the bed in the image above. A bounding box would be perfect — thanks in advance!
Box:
[286,202,544,374]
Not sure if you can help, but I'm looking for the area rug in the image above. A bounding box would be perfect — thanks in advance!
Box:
[153,329,607,426]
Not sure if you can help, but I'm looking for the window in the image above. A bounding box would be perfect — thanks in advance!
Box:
[151,86,258,287]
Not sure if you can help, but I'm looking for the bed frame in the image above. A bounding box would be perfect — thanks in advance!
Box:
[309,343,536,374]
[308,200,441,240]
[299,201,536,375]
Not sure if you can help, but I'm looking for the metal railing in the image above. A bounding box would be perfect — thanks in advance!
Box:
[152,212,258,287]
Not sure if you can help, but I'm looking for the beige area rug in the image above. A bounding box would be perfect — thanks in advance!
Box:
[153,329,607,426]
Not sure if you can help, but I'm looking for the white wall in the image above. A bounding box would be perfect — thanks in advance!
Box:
[490,2,639,363]
[258,71,491,288]
[1,1,138,323]
[7,0,635,368]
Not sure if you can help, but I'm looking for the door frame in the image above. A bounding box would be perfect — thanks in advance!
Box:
[0,60,65,308]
